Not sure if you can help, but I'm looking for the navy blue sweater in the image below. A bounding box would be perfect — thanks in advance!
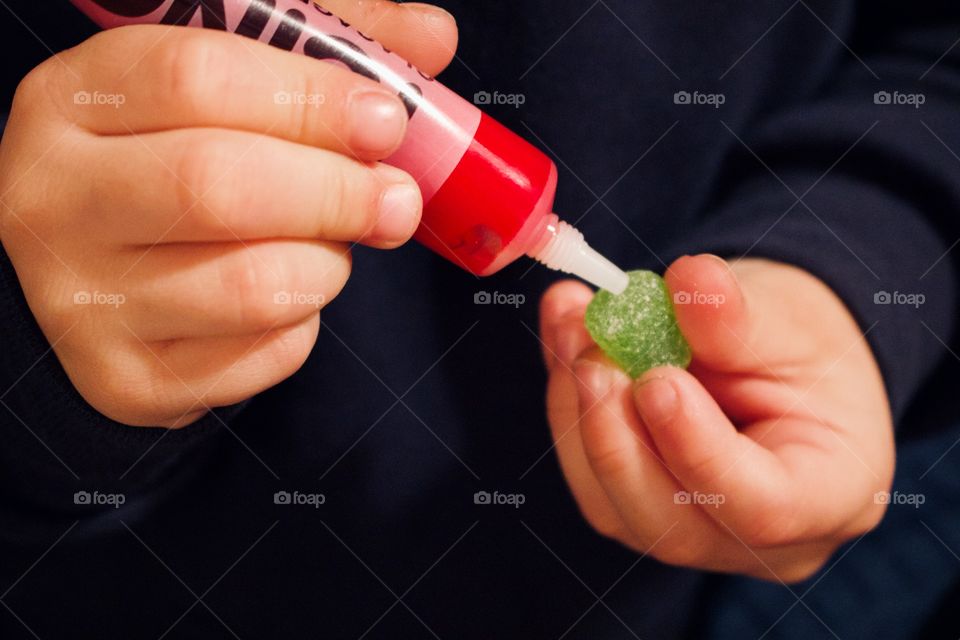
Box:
[2,1,960,638]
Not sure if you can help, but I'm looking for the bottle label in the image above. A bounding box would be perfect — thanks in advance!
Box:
[70,0,480,203]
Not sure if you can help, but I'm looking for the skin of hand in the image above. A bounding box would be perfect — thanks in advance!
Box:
[539,255,894,583]
[0,1,458,427]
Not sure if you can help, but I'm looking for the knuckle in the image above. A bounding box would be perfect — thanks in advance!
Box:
[571,498,623,541]
[0,196,23,245]
[584,441,632,482]
[776,557,828,584]
[0,157,20,238]
[1,178,35,234]
[96,369,144,417]
[359,169,388,231]
[319,163,379,238]
[2,138,85,240]
[12,60,56,114]
[675,445,727,487]
[10,57,75,130]
[76,354,163,426]
[174,135,241,232]
[45,285,85,332]
[80,27,135,56]
[653,538,704,569]
[335,248,354,283]
[738,500,797,548]
[316,248,353,304]
[0,156,61,241]
[219,250,284,330]
[154,33,232,120]
[289,68,346,144]
[588,515,625,542]
[852,503,887,537]
[264,316,319,375]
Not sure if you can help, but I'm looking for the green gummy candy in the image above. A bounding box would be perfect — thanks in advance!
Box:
[584,270,691,378]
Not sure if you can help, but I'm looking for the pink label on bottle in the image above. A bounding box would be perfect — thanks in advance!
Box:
[69,0,481,203]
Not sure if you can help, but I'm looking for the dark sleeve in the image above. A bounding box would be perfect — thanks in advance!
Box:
[669,9,960,422]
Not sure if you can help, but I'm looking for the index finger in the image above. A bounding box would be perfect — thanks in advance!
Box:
[57,26,409,160]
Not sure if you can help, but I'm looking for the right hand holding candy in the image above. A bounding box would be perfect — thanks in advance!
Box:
[539,255,893,582]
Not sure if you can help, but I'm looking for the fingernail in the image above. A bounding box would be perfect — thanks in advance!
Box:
[573,360,613,402]
[634,376,678,426]
[703,253,729,267]
[373,183,422,245]
[702,253,744,309]
[348,89,408,157]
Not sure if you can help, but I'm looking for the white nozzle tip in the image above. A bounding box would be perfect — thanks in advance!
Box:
[575,244,630,294]
[531,221,630,294]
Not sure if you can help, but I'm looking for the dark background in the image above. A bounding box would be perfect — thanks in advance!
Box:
[3,1,960,638]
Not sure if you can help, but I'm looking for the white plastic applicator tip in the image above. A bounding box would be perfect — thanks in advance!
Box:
[531,221,630,294]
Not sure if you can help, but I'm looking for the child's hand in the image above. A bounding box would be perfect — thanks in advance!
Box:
[0,1,458,427]
[539,255,894,582]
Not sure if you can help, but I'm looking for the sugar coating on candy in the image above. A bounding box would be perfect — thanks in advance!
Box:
[585,270,691,378]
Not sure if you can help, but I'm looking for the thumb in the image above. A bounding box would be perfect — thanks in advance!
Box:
[633,365,872,545]
[664,254,757,372]
[633,366,805,544]
[325,0,459,77]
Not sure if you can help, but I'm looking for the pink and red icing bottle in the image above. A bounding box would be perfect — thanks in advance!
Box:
[69,0,629,293]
